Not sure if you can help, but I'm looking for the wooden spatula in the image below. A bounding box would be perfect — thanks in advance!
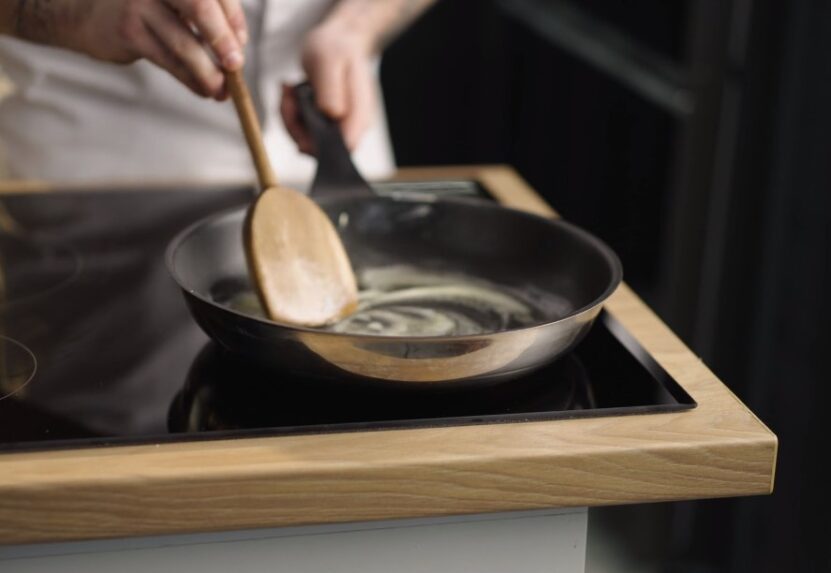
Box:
[226,70,358,326]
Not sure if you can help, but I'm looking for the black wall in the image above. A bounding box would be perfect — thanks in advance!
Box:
[381,1,830,571]
[381,0,685,300]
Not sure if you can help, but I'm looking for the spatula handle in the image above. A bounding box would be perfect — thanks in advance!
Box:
[226,69,278,190]
[294,82,375,199]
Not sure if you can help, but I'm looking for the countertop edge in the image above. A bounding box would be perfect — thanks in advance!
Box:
[0,165,778,545]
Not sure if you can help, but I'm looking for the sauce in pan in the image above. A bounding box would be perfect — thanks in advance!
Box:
[224,265,541,337]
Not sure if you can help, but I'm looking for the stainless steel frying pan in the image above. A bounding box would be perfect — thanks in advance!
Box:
[166,85,622,388]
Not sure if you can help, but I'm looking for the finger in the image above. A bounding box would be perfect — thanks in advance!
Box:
[280,84,315,155]
[144,3,225,98]
[303,52,348,120]
[165,0,244,70]
[140,24,205,97]
[341,62,376,151]
[218,0,248,46]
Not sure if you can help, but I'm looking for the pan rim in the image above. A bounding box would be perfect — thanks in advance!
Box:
[165,196,623,342]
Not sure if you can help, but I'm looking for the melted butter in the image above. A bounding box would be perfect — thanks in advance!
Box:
[226,265,539,337]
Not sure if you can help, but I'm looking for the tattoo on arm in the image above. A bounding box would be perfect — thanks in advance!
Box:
[17,0,51,42]
[14,0,28,35]
[14,0,76,46]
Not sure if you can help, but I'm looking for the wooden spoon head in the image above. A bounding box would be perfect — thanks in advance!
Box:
[244,186,358,327]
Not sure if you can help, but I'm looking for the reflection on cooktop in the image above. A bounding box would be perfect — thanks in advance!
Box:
[0,234,81,308]
[168,342,585,434]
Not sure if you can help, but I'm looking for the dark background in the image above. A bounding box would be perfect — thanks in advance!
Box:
[381,1,829,571]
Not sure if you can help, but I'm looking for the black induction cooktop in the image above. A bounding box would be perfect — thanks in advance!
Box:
[0,181,694,453]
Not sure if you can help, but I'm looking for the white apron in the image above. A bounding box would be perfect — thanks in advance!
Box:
[0,0,395,185]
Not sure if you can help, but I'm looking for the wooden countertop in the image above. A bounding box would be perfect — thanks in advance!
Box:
[0,166,777,545]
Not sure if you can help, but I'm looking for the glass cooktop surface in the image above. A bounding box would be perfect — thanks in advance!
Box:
[0,182,694,452]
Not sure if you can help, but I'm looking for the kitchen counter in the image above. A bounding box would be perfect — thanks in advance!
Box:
[0,165,776,546]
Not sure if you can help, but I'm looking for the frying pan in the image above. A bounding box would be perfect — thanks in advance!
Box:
[167,86,622,388]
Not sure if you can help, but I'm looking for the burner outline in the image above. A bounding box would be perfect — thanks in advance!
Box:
[0,335,37,401]
[0,235,83,310]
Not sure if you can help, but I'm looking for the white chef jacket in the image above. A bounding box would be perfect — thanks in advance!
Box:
[0,0,395,185]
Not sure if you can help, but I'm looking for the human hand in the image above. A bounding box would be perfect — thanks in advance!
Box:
[52,0,248,99]
[280,23,377,153]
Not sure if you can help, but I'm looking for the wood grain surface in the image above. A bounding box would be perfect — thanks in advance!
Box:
[245,185,359,326]
[226,69,279,190]
[0,166,777,545]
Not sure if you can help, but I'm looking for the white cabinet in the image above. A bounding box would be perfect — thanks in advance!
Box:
[0,508,587,573]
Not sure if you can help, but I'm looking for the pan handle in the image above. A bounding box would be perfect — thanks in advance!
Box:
[294,82,375,200]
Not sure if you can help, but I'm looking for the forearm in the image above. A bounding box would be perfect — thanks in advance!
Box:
[0,0,82,49]
[0,0,22,36]
[319,0,436,53]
